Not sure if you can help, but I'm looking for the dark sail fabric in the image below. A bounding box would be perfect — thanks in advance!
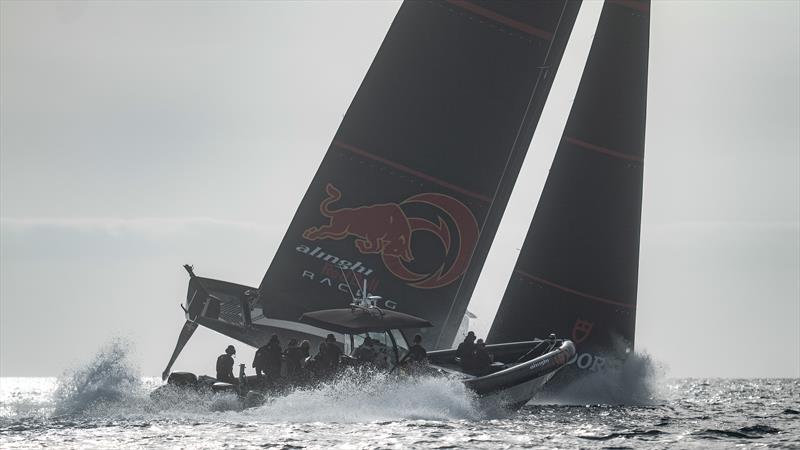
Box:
[487,0,650,377]
[258,0,581,349]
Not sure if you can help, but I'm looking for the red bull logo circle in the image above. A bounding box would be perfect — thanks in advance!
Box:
[303,183,479,289]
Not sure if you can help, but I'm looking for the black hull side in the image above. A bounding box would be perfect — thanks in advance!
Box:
[430,340,575,406]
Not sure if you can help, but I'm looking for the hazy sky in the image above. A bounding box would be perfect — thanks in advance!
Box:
[1,0,798,378]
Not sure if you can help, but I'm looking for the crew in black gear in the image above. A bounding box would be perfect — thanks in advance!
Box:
[305,341,327,379]
[264,334,283,382]
[455,331,476,370]
[473,339,492,374]
[284,338,304,380]
[353,336,378,364]
[216,345,237,384]
[407,334,427,363]
[300,340,311,364]
[323,334,343,374]
[252,343,268,380]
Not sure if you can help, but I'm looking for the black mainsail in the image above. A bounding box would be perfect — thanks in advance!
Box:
[256,0,582,350]
[487,0,650,378]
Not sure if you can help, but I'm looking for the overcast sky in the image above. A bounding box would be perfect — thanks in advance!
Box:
[1,0,798,378]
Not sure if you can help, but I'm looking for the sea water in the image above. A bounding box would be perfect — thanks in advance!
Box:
[1,342,798,449]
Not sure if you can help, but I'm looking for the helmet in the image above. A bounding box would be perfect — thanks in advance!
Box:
[225,345,236,355]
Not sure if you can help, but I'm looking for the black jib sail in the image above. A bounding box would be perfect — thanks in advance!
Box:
[257,0,581,350]
[487,0,650,378]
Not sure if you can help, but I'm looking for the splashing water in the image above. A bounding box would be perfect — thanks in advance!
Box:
[6,338,665,423]
[534,350,666,406]
[4,340,482,422]
[51,339,142,417]
[3,343,799,449]
[245,370,483,422]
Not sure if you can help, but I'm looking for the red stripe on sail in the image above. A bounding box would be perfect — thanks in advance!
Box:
[565,137,644,163]
[445,0,554,40]
[607,0,650,14]
[333,140,492,204]
[515,270,637,310]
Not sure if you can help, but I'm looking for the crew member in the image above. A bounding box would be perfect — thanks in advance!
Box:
[473,339,493,374]
[353,336,378,365]
[284,338,304,380]
[324,333,343,373]
[372,338,390,369]
[407,334,427,363]
[252,342,268,380]
[299,340,311,366]
[216,345,237,384]
[305,341,327,379]
[264,334,283,382]
[456,331,477,370]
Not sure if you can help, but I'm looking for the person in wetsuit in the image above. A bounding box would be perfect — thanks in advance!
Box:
[353,336,378,364]
[455,331,476,370]
[305,341,327,379]
[323,334,342,374]
[216,345,237,384]
[473,339,493,374]
[284,338,304,380]
[300,340,311,365]
[252,343,268,380]
[264,334,283,382]
[407,334,427,363]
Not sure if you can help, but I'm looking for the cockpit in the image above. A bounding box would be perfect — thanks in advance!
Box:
[344,329,409,369]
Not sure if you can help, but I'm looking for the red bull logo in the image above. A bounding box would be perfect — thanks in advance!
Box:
[303,183,479,289]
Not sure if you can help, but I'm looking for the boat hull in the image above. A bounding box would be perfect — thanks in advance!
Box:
[433,340,576,408]
[154,341,573,411]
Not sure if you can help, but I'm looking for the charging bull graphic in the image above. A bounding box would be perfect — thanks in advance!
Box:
[303,184,414,262]
[303,183,479,289]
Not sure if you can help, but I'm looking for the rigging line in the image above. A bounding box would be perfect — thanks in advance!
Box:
[434,0,577,350]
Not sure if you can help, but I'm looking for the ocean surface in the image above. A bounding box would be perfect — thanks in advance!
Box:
[1,344,798,449]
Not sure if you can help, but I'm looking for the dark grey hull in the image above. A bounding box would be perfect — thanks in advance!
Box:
[430,340,576,408]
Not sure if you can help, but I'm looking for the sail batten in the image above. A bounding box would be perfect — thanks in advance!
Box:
[444,0,555,40]
[332,140,494,203]
[564,137,644,163]
[514,270,637,310]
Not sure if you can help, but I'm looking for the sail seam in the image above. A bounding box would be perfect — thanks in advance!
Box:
[565,136,643,162]
[444,0,553,40]
[332,140,493,203]
[515,269,636,310]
